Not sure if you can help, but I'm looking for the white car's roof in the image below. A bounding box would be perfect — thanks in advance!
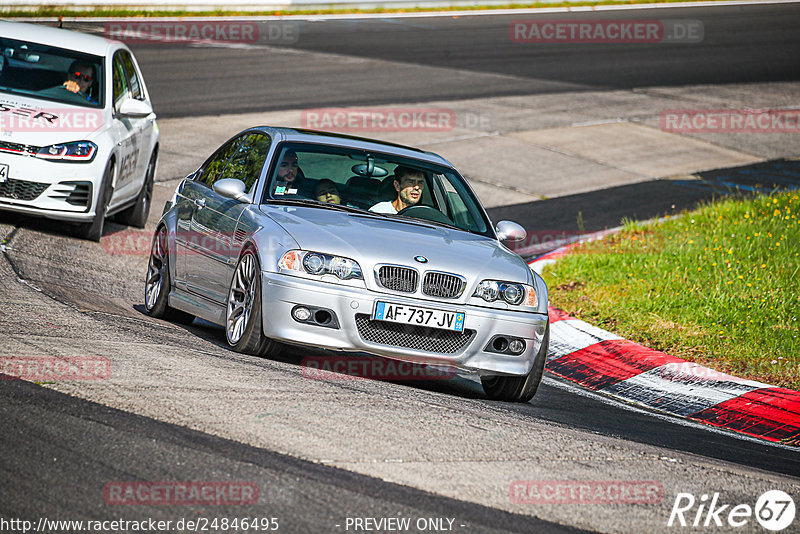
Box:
[0,21,116,57]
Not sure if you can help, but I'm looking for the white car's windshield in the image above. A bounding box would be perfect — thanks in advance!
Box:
[264,142,491,236]
[0,37,103,108]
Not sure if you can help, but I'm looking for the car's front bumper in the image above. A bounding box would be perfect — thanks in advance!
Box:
[262,271,548,377]
[0,152,102,222]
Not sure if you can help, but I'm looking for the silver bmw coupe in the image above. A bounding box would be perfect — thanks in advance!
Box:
[145,127,549,402]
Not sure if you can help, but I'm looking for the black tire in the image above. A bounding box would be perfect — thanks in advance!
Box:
[481,323,550,403]
[226,248,282,358]
[117,150,156,228]
[144,225,195,324]
[75,160,114,242]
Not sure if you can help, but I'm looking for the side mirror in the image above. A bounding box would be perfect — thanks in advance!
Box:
[118,99,153,118]
[496,220,526,242]
[213,178,250,202]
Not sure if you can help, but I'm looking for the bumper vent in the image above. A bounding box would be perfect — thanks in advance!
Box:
[377,265,418,293]
[0,178,49,201]
[65,182,92,208]
[422,271,466,299]
[355,314,475,354]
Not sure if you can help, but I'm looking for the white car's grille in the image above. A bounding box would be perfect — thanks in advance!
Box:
[355,314,475,354]
[422,271,465,299]
[0,179,49,201]
[0,141,39,156]
[377,265,418,293]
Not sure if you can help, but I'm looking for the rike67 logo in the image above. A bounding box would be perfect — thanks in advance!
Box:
[667,490,795,531]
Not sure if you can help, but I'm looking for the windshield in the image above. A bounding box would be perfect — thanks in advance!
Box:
[0,37,104,108]
[263,142,492,236]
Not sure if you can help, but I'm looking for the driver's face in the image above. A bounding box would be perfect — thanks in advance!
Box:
[278,153,299,182]
[69,67,94,93]
[395,174,424,206]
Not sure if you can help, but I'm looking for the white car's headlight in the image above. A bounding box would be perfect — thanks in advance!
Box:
[279,250,363,281]
[35,141,97,163]
[473,280,537,308]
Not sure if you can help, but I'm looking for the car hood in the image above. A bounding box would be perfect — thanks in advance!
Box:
[260,205,533,286]
[0,93,108,146]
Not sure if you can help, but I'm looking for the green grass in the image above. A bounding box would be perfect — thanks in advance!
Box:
[1,0,727,18]
[543,190,800,390]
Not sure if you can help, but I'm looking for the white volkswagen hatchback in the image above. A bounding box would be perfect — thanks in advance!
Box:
[0,21,159,240]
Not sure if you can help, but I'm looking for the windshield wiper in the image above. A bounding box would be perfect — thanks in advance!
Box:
[388,213,463,232]
[266,198,372,215]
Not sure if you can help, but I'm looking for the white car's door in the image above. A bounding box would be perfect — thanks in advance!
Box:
[108,50,151,206]
[119,50,154,181]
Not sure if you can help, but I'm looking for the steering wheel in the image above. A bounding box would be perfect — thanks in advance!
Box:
[396,205,454,226]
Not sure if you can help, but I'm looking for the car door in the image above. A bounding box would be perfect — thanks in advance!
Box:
[108,51,144,205]
[181,133,271,304]
[118,50,154,190]
[173,141,236,287]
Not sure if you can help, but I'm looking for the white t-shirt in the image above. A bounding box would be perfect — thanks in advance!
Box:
[369,201,398,214]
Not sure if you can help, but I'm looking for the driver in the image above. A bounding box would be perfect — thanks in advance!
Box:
[369,166,424,214]
[40,60,97,105]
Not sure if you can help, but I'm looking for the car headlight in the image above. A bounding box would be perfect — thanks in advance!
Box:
[35,141,97,163]
[473,280,537,308]
[279,250,363,281]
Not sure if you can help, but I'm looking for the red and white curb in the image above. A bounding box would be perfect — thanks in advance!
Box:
[530,242,800,446]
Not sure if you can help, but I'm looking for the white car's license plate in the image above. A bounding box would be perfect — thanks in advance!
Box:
[373,301,465,332]
[0,164,8,184]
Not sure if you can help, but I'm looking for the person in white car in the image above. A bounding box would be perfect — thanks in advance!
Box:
[39,60,98,105]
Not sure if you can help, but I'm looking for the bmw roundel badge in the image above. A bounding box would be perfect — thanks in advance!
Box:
[414,256,428,264]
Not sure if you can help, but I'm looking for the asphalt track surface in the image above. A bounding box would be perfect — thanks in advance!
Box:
[104,3,800,118]
[0,379,581,533]
[3,4,800,533]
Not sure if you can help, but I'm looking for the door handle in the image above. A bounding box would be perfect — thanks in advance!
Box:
[195,198,206,209]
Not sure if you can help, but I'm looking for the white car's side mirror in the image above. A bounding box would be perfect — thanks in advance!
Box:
[496,220,526,242]
[213,178,250,202]
[118,99,153,118]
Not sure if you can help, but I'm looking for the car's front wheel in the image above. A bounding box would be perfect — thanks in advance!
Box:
[75,159,114,242]
[481,323,549,403]
[226,248,282,358]
[144,225,195,324]
[117,150,156,228]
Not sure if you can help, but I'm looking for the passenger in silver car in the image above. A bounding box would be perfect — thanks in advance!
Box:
[314,179,342,205]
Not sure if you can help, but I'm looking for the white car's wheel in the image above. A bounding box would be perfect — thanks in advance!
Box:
[118,151,156,228]
[75,160,113,242]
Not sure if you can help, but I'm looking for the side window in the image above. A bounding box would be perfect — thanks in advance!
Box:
[119,51,143,100]
[112,53,129,108]
[197,137,244,187]
[439,174,479,231]
[219,133,271,192]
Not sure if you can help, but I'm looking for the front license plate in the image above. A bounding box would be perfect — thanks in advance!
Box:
[373,301,465,332]
[0,164,8,184]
